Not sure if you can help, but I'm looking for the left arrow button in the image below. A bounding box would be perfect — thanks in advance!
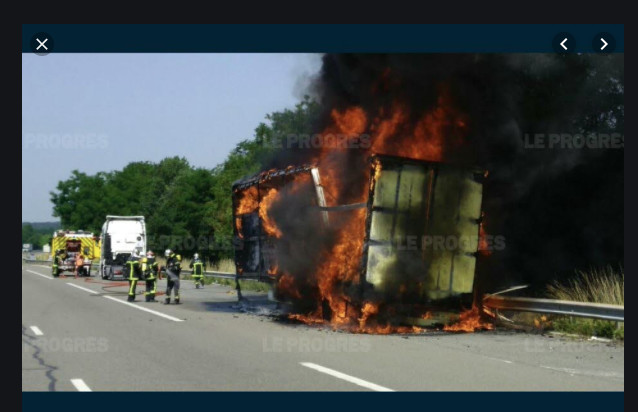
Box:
[553,32,575,54]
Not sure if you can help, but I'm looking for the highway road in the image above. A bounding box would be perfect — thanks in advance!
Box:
[22,264,624,391]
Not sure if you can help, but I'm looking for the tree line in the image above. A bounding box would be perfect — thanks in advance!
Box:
[22,222,60,249]
[49,97,320,262]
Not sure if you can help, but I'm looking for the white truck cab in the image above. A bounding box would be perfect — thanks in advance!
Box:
[99,216,146,280]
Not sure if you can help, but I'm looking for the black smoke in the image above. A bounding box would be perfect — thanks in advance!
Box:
[304,53,624,294]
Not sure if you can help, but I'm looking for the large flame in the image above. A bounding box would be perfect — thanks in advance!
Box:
[250,79,489,334]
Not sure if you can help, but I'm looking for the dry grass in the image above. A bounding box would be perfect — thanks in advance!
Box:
[35,252,51,261]
[210,258,235,273]
[546,266,624,340]
[547,266,624,305]
[155,257,235,274]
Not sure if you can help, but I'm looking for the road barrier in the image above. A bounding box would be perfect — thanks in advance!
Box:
[483,294,624,322]
[25,259,621,313]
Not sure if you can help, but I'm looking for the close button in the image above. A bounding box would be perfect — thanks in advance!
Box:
[30,32,54,56]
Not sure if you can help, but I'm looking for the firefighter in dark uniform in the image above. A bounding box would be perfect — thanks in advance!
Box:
[52,249,63,278]
[141,250,159,302]
[125,250,142,302]
[164,249,182,304]
[190,253,206,289]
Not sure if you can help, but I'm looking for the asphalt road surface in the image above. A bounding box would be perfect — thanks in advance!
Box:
[22,264,624,391]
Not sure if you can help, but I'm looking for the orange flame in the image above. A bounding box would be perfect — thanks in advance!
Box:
[331,107,367,139]
[358,302,379,329]
[259,188,282,238]
[235,217,243,239]
[443,307,494,332]
[370,90,467,162]
[370,158,382,191]
[478,212,491,256]
[235,186,258,215]
[277,273,301,300]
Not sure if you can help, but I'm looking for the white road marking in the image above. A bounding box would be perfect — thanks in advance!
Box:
[30,326,44,336]
[64,281,183,322]
[67,283,99,294]
[70,379,92,392]
[24,269,52,280]
[103,295,184,322]
[540,365,623,379]
[300,362,394,392]
[67,282,184,322]
[485,356,513,364]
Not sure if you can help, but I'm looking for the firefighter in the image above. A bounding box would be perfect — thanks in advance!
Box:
[164,249,182,304]
[52,249,63,278]
[141,250,159,302]
[74,253,85,279]
[125,250,142,302]
[190,253,206,289]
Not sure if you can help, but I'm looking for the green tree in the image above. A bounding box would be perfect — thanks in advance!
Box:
[49,98,320,261]
[147,167,216,258]
[50,171,111,232]
[22,223,55,249]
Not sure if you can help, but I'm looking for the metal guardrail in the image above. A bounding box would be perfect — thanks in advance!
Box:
[25,258,620,313]
[192,271,238,280]
[23,259,55,265]
[483,294,624,322]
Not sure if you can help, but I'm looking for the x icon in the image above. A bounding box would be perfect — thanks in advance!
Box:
[36,38,48,51]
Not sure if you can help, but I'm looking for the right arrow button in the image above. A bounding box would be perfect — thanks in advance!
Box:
[593,32,615,53]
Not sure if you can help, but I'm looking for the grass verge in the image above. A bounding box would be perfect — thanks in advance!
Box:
[204,276,272,293]
[546,266,624,340]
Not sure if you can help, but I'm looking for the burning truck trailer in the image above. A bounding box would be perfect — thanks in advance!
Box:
[232,154,492,333]
[232,164,320,282]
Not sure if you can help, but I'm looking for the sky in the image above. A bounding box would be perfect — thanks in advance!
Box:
[22,53,323,222]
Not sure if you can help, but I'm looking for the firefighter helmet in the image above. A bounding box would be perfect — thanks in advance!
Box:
[164,249,172,257]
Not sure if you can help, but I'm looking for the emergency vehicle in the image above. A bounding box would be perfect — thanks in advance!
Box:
[50,230,100,277]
